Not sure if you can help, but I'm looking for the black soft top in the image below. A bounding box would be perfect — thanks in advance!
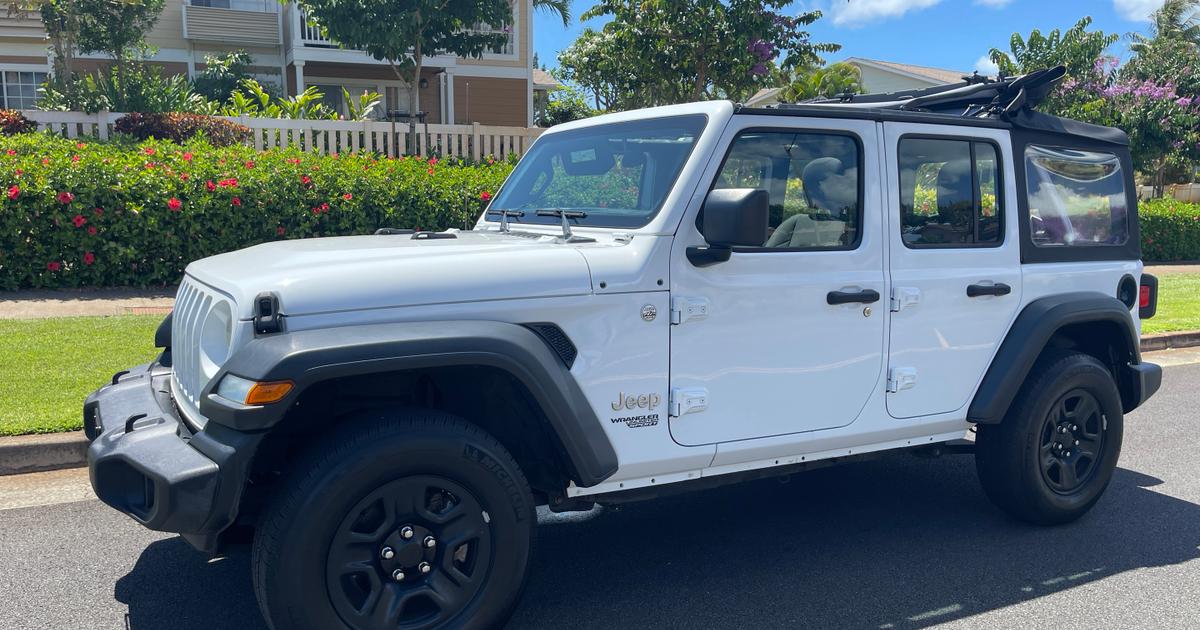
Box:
[737,66,1129,148]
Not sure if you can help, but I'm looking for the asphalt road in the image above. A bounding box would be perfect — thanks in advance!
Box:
[2,362,1199,630]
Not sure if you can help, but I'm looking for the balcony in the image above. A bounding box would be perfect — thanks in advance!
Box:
[183,0,281,47]
[293,8,514,57]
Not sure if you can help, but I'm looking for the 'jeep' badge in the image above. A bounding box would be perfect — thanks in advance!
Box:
[612,392,661,411]
[641,305,657,322]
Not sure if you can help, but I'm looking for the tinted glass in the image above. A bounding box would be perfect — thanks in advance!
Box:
[711,131,860,249]
[1025,145,1129,247]
[489,115,706,228]
[898,138,1002,247]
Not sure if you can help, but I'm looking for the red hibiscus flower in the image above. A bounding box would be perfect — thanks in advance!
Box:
[167,197,182,211]
[76,142,86,149]
[87,226,97,235]
[287,158,301,165]
[343,193,353,201]
[180,173,190,181]
[428,157,438,165]
[57,191,75,204]
[206,180,217,192]
[320,202,330,212]
[245,160,255,169]
[72,214,86,228]
[218,178,238,188]
[301,175,312,186]
[42,157,50,165]
[276,226,286,236]
[427,168,434,175]
[93,207,103,217]
[46,261,61,272]
[83,252,95,265]
[5,149,15,156]
[6,185,18,200]
[311,206,322,215]
[480,191,491,201]
[231,197,242,207]
[14,168,22,176]
[72,155,81,163]
[144,147,156,155]
[182,152,193,161]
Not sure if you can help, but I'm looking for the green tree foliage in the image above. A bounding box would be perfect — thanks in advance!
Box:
[191,50,254,103]
[779,62,864,102]
[1129,0,1200,54]
[290,0,512,123]
[558,0,837,110]
[533,0,569,26]
[73,0,165,84]
[535,85,596,127]
[988,17,1118,116]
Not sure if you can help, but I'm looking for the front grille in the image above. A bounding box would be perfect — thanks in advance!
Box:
[171,277,216,410]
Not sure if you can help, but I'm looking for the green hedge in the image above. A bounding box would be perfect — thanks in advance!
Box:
[0,133,511,289]
[1140,198,1200,262]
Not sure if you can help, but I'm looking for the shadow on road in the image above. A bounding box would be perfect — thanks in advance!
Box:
[116,454,1200,630]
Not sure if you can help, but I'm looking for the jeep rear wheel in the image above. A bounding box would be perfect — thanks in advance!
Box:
[975,350,1124,525]
[252,411,535,630]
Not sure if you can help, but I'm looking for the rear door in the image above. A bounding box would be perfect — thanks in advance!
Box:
[668,116,886,446]
[883,123,1022,419]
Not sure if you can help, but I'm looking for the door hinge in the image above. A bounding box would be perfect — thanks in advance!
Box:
[669,388,709,417]
[887,367,918,393]
[890,287,921,312]
[670,297,710,325]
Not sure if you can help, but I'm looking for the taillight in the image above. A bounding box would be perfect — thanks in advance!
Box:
[1139,274,1158,320]
[1139,285,1151,309]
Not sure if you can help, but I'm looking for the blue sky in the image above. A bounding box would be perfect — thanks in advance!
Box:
[531,0,1170,75]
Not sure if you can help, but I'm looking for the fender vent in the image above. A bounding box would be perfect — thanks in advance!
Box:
[523,323,578,368]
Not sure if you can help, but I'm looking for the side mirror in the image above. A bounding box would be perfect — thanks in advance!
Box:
[688,188,769,267]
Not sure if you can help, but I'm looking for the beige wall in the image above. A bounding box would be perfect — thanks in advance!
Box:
[145,0,186,50]
[454,77,526,127]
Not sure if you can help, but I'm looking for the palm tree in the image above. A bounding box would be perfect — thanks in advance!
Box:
[1130,0,1200,53]
[779,62,864,102]
[533,0,570,27]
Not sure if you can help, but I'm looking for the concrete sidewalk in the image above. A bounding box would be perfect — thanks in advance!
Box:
[0,287,175,319]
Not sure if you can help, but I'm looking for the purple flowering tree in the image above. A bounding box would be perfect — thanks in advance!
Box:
[559,0,838,110]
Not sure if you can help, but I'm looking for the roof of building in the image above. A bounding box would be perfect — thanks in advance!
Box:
[533,68,561,90]
[746,87,782,107]
[844,57,968,86]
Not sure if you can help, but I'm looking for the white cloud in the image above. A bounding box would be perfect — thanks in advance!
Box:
[974,0,1014,6]
[828,0,945,27]
[1113,0,1166,21]
[975,54,1001,75]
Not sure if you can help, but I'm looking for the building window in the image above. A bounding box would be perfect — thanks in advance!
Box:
[2,71,48,110]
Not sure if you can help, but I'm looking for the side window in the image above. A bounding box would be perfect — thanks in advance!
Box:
[1025,145,1129,247]
[898,138,1002,247]
[711,131,861,250]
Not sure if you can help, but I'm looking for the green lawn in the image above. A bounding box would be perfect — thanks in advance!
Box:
[1143,272,1200,335]
[0,315,161,436]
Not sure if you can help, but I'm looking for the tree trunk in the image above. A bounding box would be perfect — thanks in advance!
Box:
[1155,158,1167,199]
[409,51,422,157]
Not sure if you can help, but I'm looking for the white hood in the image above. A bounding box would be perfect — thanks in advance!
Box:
[185,231,595,319]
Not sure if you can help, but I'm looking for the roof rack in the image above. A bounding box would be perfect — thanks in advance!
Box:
[772,66,1067,121]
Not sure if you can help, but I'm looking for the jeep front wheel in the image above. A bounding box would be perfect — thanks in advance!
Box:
[252,411,535,630]
[975,350,1124,525]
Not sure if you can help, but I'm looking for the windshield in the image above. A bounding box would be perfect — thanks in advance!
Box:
[487,115,707,228]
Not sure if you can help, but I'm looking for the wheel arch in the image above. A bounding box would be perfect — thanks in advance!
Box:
[968,292,1142,424]
[199,320,618,490]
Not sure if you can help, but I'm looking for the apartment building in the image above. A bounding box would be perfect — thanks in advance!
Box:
[0,0,553,126]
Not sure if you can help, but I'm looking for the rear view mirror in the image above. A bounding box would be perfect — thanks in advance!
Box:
[560,145,615,176]
[688,188,769,267]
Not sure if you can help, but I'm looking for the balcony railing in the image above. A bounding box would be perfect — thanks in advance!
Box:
[295,9,513,55]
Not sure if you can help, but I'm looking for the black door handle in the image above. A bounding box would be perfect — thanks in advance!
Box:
[827,289,881,305]
[967,283,1012,297]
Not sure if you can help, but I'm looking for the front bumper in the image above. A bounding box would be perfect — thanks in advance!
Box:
[84,360,262,551]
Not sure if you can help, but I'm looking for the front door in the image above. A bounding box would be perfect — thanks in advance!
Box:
[668,117,886,447]
[883,123,1022,419]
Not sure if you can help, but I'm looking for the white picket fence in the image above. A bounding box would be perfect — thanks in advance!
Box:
[19,110,544,161]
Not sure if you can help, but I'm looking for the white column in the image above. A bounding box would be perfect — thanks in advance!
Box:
[445,71,455,125]
[294,60,305,96]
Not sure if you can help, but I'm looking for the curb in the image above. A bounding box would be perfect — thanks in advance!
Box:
[2,329,1199,478]
[0,431,88,476]
[1141,331,1200,353]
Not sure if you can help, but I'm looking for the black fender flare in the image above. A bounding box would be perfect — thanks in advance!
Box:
[967,292,1141,424]
[198,320,618,487]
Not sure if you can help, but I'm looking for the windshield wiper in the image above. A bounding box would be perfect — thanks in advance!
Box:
[486,209,525,233]
[535,209,589,241]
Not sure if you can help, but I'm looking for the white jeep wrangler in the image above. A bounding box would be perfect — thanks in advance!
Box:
[85,68,1162,629]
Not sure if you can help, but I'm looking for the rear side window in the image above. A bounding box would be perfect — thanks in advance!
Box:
[1025,145,1129,247]
[898,137,1002,248]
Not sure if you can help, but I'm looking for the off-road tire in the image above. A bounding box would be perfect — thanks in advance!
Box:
[975,350,1124,525]
[252,410,536,630]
